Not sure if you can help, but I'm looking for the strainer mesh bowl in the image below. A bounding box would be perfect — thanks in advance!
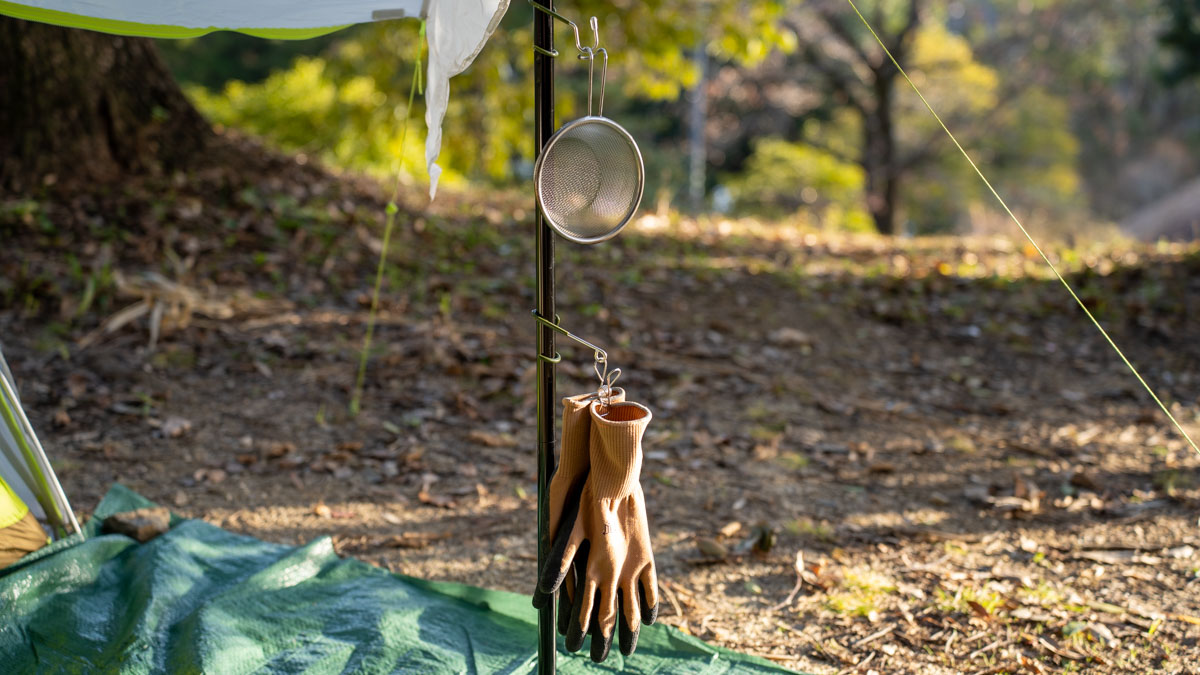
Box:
[536,118,643,243]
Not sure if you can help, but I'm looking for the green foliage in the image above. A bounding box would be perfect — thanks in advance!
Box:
[727,19,1081,235]
[182,2,793,190]
[170,0,1175,233]
[158,33,341,89]
[192,55,429,179]
[727,138,873,231]
[893,25,1079,232]
[189,17,526,187]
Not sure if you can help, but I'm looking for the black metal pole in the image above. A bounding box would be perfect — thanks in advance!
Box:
[533,1,557,672]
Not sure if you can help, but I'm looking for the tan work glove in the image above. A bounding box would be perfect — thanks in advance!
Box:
[531,388,623,615]
[543,399,659,663]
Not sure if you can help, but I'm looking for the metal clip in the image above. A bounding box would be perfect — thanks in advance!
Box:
[594,355,621,411]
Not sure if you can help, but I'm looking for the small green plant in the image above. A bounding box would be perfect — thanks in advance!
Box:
[777,452,810,471]
[785,517,833,541]
[935,584,1005,615]
[826,567,896,617]
[1153,469,1192,496]
[948,435,977,453]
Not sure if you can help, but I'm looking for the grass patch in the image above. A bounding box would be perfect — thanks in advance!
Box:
[784,517,834,541]
[826,566,897,618]
[948,435,977,453]
[777,452,810,470]
[1018,581,1067,607]
[934,584,1006,615]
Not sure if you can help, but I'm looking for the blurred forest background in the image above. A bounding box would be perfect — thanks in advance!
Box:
[162,0,1200,240]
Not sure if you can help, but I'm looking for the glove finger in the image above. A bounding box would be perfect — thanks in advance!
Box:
[594,581,618,648]
[564,542,593,653]
[537,479,586,595]
[533,561,572,609]
[589,596,613,663]
[617,588,640,656]
[557,563,577,636]
[531,585,551,610]
[638,565,659,625]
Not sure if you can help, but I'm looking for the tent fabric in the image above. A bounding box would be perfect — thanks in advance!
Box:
[0,476,28,529]
[0,0,512,200]
[0,485,800,674]
[0,345,77,536]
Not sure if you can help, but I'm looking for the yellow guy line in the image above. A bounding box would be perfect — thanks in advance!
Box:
[842,0,1200,457]
[351,21,426,416]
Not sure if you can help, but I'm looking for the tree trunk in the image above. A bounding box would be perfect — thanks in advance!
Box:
[863,74,898,235]
[0,16,211,192]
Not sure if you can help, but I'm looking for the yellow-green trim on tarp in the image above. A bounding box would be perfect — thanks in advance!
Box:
[0,1,349,39]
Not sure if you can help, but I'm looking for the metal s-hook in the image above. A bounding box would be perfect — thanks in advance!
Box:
[581,46,594,115]
[594,48,608,116]
[576,48,608,116]
[576,17,607,116]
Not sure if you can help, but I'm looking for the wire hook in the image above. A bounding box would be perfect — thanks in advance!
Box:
[528,0,586,57]
[575,18,607,116]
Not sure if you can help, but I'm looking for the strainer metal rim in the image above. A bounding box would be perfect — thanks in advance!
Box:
[534,115,645,245]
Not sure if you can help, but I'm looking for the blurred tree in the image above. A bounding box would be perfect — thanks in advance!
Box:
[728,138,874,229]
[1161,0,1200,82]
[974,0,1200,218]
[783,0,926,235]
[728,18,1080,233]
[0,17,210,192]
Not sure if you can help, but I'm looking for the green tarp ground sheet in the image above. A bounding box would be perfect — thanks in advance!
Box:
[1,485,800,674]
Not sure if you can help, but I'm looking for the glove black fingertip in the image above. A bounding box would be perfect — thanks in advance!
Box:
[639,581,658,625]
[617,592,639,656]
[565,611,587,653]
[589,603,612,663]
[531,587,550,610]
[564,552,590,653]
[557,581,573,636]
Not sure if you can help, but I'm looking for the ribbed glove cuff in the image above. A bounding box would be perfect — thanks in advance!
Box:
[588,400,651,499]
[559,388,624,478]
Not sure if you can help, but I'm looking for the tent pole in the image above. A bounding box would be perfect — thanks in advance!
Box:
[533,0,557,672]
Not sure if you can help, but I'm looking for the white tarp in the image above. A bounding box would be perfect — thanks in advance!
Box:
[0,0,512,199]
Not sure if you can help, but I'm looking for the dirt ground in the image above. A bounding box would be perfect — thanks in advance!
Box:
[3,136,1199,673]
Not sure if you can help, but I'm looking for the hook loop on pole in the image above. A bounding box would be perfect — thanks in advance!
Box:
[528,0,584,57]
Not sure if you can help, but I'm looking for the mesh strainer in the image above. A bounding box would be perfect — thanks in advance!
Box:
[535,45,644,244]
